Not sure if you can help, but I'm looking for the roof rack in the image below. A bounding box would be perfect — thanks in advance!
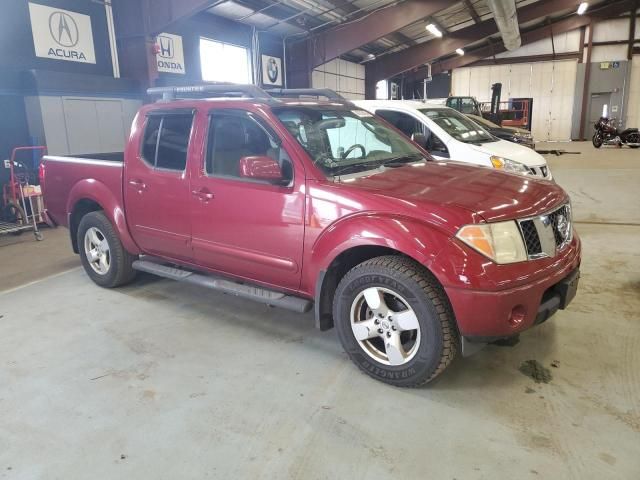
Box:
[147,84,271,101]
[265,88,345,100]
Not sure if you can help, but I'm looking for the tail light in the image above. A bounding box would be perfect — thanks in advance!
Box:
[38,161,45,193]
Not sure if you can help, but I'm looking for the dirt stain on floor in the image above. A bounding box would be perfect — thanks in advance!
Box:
[519,360,552,383]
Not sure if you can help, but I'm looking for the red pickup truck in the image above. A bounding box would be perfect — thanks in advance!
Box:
[41,85,581,387]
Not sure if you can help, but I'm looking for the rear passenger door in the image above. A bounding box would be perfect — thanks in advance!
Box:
[189,108,305,290]
[124,110,194,260]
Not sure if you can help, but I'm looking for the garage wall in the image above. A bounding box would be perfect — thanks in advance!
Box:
[24,96,141,155]
[451,60,577,141]
[312,59,365,100]
[626,56,640,130]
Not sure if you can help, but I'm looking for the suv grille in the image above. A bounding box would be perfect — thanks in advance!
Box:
[528,166,549,178]
[517,204,572,259]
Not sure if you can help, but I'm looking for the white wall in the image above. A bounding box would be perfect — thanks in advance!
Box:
[627,55,640,129]
[312,58,365,100]
[452,60,577,141]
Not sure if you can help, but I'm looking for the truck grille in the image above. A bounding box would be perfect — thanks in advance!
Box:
[517,204,572,259]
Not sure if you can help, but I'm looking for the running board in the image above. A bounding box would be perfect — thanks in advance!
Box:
[132,259,312,313]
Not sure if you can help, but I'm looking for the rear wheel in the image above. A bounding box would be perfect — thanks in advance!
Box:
[592,133,603,148]
[333,256,458,387]
[77,211,137,288]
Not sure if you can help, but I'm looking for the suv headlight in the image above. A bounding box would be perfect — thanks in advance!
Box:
[490,155,530,175]
[456,221,527,264]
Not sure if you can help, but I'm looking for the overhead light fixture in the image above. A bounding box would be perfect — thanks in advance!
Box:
[577,2,588,15]
[456,48,465,56]
[367,53,376,60]
[426,23,443,37]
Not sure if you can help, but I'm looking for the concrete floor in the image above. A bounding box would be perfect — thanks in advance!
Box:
[0,142,639,479]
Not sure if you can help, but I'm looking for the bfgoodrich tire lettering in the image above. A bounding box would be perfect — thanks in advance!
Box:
[77,211,137,288]
[333,256,458,387]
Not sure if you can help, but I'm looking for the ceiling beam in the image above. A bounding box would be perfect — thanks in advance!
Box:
[429,0,634,75]
[462,0,482,23]
[142,0,223,36]
[365,0,613,86]
[295,0,452,70]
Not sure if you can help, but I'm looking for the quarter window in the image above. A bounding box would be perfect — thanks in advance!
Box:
[141,113,193,171]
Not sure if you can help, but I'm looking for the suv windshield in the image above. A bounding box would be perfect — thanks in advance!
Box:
[419,108,497,144]
[273,105,426,177]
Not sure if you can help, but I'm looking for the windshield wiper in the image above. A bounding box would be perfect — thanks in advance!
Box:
[331,161,381,177]
[380,153,424,167]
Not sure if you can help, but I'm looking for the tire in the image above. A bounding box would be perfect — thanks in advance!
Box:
[333,255,458,387]
[77,211,137,288]
[592,133,603,148]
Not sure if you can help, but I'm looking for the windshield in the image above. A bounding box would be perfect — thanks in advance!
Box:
[468,114,499,129]
[419,108,497,144]
[273,105,426,177]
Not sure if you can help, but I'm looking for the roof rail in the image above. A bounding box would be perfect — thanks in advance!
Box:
[266,88,346,101]
[146,84,271,101]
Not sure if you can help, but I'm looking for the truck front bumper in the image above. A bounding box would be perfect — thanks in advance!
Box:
[437,233,581,340]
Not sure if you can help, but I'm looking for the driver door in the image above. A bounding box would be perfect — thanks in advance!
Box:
[189,108,305,290]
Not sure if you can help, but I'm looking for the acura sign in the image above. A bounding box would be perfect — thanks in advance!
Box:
[29,3,96,64]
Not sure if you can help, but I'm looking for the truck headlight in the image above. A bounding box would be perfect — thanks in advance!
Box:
[490,156,530,175]
[456,221,528,264]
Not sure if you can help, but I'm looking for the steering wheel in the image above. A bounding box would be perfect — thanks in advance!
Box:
[341,144,366,159]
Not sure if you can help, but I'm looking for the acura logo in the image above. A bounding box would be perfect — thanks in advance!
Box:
[266,57,279,83]
[48,11,79,48]
[158,36,174,59]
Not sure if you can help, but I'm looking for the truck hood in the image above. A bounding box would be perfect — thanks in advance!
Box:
[342,161,567,223]
[466,138,545,167]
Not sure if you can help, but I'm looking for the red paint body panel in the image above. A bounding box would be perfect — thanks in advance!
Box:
[42,97,582,339]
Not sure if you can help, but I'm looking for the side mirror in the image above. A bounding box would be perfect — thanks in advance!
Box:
[411,132,428,149]
[239,156,284,183]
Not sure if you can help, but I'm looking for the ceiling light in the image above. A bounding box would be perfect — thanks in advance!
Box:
[426,23,443,37]
[456,48,465,56]
[367,53,376,60]
[577,2,588,15]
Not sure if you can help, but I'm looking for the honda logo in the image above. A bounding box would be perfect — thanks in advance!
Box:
[48,11,79,48]
[158,35,174,59]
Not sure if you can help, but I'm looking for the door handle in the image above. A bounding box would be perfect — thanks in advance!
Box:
[128,179,146,192]
[191,188,214,201]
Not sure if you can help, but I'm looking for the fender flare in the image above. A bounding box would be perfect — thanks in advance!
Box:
[304,213,453,329]
[67,179,141,254]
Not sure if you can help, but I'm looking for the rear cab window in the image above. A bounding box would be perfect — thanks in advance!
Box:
[141,110,195,171]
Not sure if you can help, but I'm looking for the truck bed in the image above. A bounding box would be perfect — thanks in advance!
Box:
[42,153,125,228]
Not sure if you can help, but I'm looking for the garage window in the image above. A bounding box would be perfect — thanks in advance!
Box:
[200,38,252,84]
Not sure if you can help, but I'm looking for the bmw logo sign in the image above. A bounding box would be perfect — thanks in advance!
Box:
[267,58,279,83]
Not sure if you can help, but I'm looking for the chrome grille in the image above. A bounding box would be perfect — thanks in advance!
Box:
[517,203,572,259]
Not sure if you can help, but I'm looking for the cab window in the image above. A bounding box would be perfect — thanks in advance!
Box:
[206,110,293,184]
[141,112,194,171]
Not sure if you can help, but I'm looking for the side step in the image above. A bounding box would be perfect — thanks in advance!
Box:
[132,259,312,313]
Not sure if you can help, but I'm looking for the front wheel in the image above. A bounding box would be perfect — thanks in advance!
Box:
[333,256,458,387]
[592,133,603,148]
[77,211,137,288]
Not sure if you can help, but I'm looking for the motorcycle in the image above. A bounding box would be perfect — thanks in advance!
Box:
[592,116,640,148]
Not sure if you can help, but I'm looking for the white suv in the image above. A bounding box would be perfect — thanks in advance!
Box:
[352,100,551,179]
